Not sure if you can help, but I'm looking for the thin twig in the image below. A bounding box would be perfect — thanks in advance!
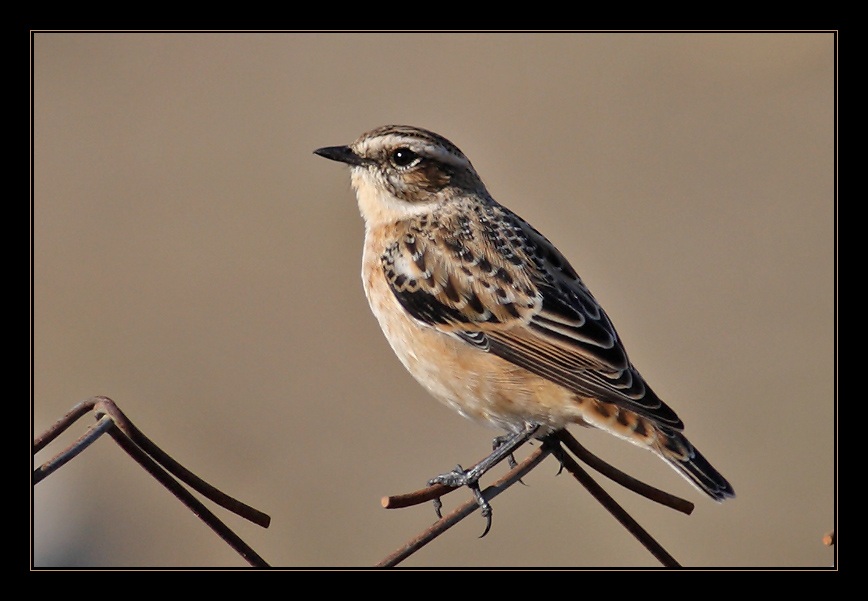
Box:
[549,440,681,567]
[94,397,270,528]
[555,430,694,515]
[33,414,115,484]
[377,441,554,567]
[33,396,272,567]
[104,421,270,567]
[382,482,453,510]
[33,399,100,453]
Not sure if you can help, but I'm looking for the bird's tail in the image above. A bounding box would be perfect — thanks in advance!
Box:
[657,430,735,502]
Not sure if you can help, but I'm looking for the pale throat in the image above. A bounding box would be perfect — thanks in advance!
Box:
[350,169,439,227]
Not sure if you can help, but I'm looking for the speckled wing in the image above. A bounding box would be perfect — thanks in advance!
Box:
[381,202,683,429]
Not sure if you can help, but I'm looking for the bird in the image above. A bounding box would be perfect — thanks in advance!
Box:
[314,124,735,514]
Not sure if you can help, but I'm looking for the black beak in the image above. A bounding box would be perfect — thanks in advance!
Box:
[314,145,364,166]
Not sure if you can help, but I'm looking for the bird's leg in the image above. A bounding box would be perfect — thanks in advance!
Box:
[427,423,541,535]
[492,432,525,470]
[429,423,541,488]
[492,431,530,486]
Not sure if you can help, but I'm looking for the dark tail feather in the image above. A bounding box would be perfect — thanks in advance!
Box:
[661,431,735,502]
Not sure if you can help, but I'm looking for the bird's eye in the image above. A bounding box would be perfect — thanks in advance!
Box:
[391,148,420,168]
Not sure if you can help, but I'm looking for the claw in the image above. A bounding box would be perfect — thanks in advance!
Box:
[468,481,493,538]
[550,443,566,475]
[479,508,493,538]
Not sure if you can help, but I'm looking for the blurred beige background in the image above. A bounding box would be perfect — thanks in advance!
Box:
[32,32,835,568]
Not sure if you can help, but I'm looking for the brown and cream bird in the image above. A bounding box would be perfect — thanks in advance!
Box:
[315,125,735,509]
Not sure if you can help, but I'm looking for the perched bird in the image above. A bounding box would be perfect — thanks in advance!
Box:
[314,125,734,508]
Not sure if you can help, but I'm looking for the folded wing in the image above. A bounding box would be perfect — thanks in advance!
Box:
[381,202,683,430]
